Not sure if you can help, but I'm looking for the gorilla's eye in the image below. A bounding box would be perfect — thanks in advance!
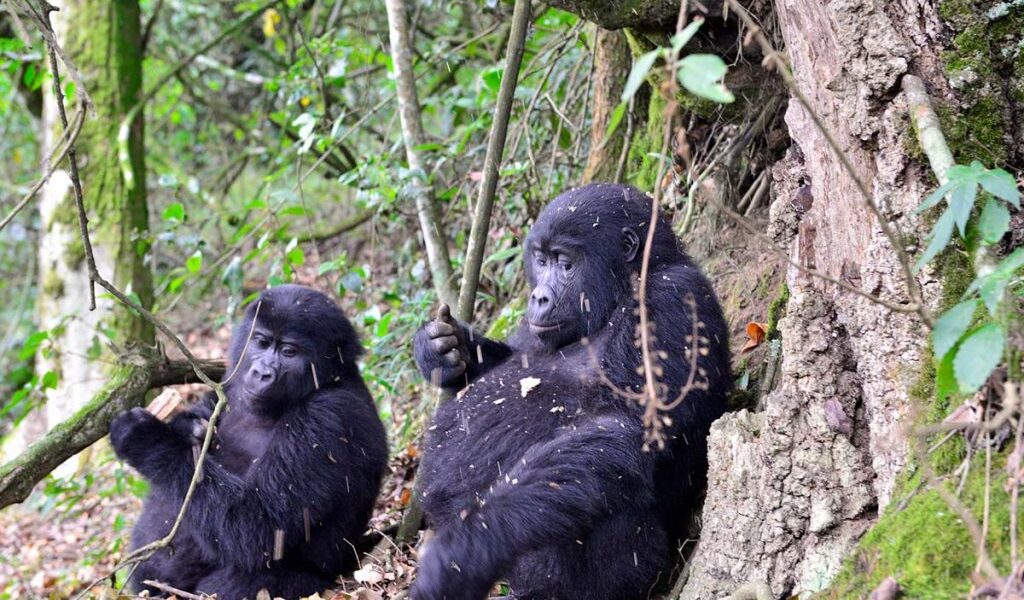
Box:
[254,336,271,350]
[534,252,548,267]
[558,257,573,272]
[280,345,298,358]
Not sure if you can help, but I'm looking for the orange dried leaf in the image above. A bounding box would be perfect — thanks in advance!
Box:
[740,322,768,354]
[400,487,412,506]
[406,443,419,459]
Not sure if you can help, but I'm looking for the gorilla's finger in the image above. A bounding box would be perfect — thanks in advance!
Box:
[425,321,456,339]
[438,303,452,322]
[431,336,458,355]
[442,348,462,366]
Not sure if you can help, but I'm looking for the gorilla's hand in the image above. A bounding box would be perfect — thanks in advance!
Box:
[411,531,495,600]
[110,407,183,476]
[169,411,209,446]
[413,304,468,389]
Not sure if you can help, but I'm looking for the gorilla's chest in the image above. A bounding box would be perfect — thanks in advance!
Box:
[211,411,275,474]
[419,356,616,522]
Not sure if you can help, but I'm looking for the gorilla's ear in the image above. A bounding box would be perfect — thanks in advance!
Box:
[622,227,640,263]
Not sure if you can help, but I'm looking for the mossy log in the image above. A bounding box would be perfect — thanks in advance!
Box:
[0,350,224,509]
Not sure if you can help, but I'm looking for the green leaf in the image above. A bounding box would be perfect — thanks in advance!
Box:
[993,247,1024,277]
[978,197,1010,245]
[670,19,703,53]
[978,168,1020,208]
[948,180,977,237]
[916,180,955,214]
[603,102,627,141]
[186,251,203,274]
[482,67,503,93]
[978,275,1009,315]
[677,54,734,103]
[162,202,185,222]
[915,207,956,271]
[622,50,661,104]
[953,323,1004,393]
[41,371,58,390]
[932,299,978,359]
[484,246,522,265]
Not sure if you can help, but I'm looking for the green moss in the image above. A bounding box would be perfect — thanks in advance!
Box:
[934,0,1024,166]
[628,90,667,191]
[829,452,1023,598]
[64,235,86,270]
[42,269,65,297]
[765,282,789,340]
[936,98,1009,165]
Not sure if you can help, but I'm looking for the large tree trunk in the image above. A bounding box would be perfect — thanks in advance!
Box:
[562,0,1022,597]
[3,0,152,467]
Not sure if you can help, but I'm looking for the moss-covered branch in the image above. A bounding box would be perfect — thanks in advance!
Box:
[0,351,225,509]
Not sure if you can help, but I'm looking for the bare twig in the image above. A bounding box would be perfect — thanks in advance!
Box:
[0,103,85,233]
[455,0,532,323]
[141,580,209,600]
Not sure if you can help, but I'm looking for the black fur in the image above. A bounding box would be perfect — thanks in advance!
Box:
[110,285,388,600]
[411,183,731,600]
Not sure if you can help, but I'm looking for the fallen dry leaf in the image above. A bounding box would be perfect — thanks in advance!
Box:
[353,564,384,585]
[740,322,768,354]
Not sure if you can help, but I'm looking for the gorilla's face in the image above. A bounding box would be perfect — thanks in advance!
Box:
[238,325,314,413]
[524,222,639,351]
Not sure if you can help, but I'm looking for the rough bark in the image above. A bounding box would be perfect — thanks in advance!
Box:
[681,1,952,597]
[3,0,153,464]
[582,28,632,184]
[540,0,1024,595]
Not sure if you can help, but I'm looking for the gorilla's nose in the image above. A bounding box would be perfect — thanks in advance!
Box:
[251,365,275,382]
[530,285,552,307]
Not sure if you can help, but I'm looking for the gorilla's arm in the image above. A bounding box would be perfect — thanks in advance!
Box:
[180,390,382,571]
[114,389,381,572]
[413,311,513,392]
[411,415,652,600]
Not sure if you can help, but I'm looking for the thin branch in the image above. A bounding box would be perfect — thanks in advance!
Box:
[142,580,208,600]
[0,103,85,233]
[455,0,532,323]
[384,0,456,306]
[10,0,93,110]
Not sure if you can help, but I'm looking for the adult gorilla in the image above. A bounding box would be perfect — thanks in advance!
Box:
[111,285,387,600]
[411,183,731,600]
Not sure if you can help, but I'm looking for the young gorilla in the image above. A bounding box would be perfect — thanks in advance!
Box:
[110,285,388,600]
[411,183,731,600]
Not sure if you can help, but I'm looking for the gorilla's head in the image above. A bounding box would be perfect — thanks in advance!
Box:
[523,183,683,350]
[226,285,362,414]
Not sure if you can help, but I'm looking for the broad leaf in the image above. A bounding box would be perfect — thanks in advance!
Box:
[949,181,976,236]
[622,50,661,104]
[979,276,1009,315]
[953,323,1004,393]
[671,19,704,53]
[916,180,955,214]
[162,203,185,222]
[604,102,627,141]
[677,54,734,103]
[186,251,203,274]
[978,168,1020,208]
[915,208,956,271]
[932,299,978,359]
[978,197,1010,245]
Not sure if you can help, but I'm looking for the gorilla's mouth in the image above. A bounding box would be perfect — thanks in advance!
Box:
[528,321,561,334]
